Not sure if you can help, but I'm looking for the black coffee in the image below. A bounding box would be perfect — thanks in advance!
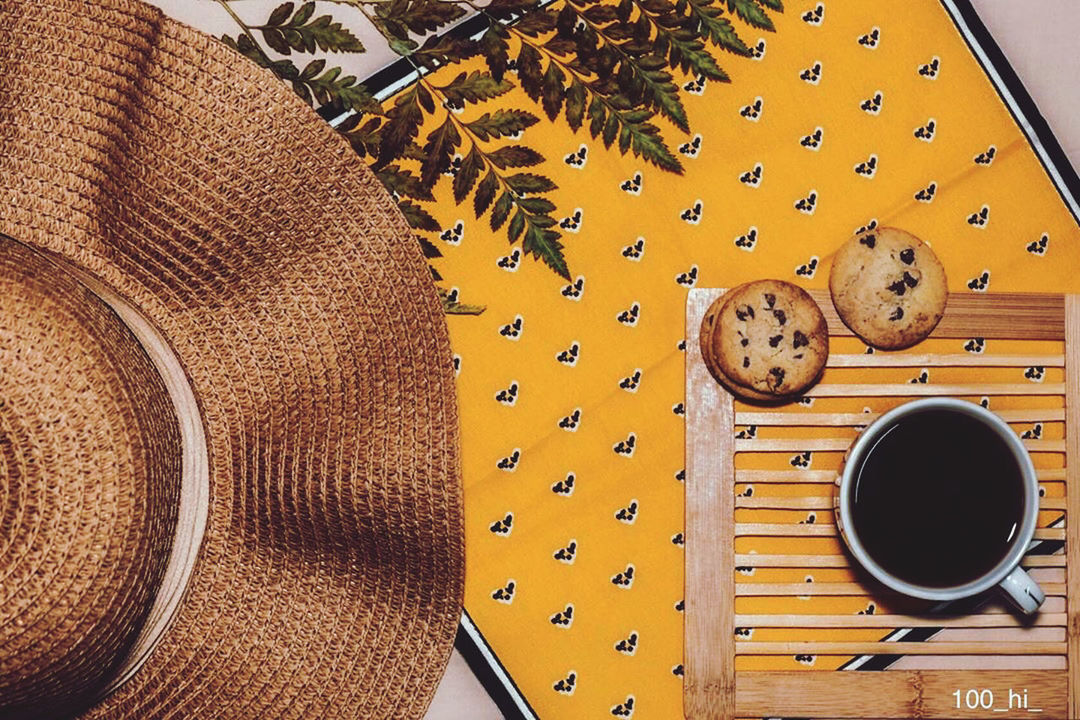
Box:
[850,408,1025,588]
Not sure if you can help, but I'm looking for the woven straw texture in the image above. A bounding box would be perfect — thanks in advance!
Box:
[0,241,181,718]
[0,0,465,717]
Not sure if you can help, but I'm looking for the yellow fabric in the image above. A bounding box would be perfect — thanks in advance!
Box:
[407,0,1080,716]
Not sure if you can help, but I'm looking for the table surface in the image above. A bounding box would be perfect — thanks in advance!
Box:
[422,1,1080,718]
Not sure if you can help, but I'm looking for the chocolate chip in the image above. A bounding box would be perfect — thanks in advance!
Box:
[899,248,915,264]
[769,334,783,347]
[743,356,750,368]
[793,330,809,349]
[859,234,876,248]
[735,304,755,321]
[773,309,786,325]
[764,293,776,308]
[887,279,906,296]
[768,367,785,389]
[889,307,904,321]
[903,271,918,288]
[794,353,804,359]
[740,338,749,347]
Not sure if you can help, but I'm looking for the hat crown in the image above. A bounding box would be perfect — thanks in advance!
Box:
[0,240,181,717]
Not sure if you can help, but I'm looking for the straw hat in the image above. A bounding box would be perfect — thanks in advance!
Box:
[0,0,464,717]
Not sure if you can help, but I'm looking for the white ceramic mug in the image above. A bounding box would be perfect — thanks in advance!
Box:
[835,398,1045,614]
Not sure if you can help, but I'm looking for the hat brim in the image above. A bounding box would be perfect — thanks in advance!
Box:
[0,0,464,717]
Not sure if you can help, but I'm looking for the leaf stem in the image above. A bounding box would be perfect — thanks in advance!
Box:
[402,57,516,199]
[468,3,628,123]
[215,0,276,66]
[401,54,568,277]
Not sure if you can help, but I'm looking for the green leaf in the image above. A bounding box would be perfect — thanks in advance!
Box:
[523,221,570,279]
[453,145,484,204]
[466,109,540,141]
[517,197,556,214]
[418,235,443,258]
[587,95,606,137]
[340,116,381,159]
[517,43,544,101]
[508,210,526,242]
[417,84,436,114]
[414,32,481,71]
[388,0,468,36]
[602,110,619,146]
[479,22,511,82]
[515,8,558,36]
[439,287,486,315]
[622,114,684,172]
[420,115,462,190]
[377,86,423,168]
[688,0,751,54]
[268,2,294,27]
[397,200,440,232]
[376,165,434,202]
[474,170,498,217]
[757,0,783,10]
[728,0,775,30]
[255,2,365,54]
[300,58,325,80]
[491,192,513,230]
[302,64,379,113]
[541,62,567,120]
[488,145,544,168]
[584,4,618,22]
[292,2,315,26]
[505,173,558,194]
[637,64,688,131]
[565,77,587,131]
[661,26,730,80]
[298,15,366,53]
[587,101,682,173]
[262,28,291,55]
[438,70,514,106]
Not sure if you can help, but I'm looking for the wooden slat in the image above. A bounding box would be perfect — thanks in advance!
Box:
[736,641,1066,655]
[736,408,1066,426]
[735,438,1064,453]
[807,289,1066,339]
[736,670,1068,718]
[735,470,838,483]
[735,497,833,510]
[735,523,838,536]
[734,613,1068,628]
[734,582,1067,597]
[1065,295,1080,718]
[737,468,1065,482]
[735,523,1066,539]
[804,382,1065,397]
[684,289,733,720]
[733,553,1065,568]
[737,497,1063,510]
[827,353,1064,368]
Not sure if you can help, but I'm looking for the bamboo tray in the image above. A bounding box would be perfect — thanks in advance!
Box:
[684,290,1080,719]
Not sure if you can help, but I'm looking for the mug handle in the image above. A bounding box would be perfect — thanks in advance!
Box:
[999,566,1045,615]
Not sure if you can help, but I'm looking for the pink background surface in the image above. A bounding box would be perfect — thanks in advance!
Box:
[423,2,1080,717]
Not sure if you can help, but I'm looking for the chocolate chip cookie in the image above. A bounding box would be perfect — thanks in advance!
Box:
[700,280,829,400]
[829,227,947,350]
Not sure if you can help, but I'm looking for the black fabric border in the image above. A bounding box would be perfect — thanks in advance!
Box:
[454,610,536,719]
[942,0,1080,224]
